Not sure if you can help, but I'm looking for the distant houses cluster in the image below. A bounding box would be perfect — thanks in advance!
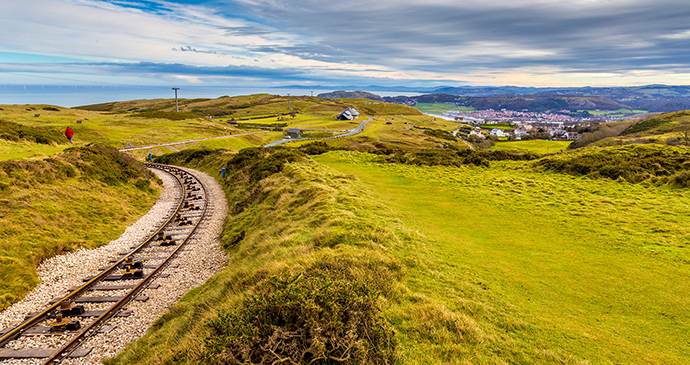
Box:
[466,124,581,141]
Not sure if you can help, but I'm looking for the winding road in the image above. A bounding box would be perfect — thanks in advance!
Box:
[264,117,373,147]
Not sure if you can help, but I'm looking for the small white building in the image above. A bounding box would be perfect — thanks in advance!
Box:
[513,128,528,137]
[469,128,485,139]
[490,128,506,138]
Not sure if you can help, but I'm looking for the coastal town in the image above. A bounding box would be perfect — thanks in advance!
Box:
[443,109,601,141]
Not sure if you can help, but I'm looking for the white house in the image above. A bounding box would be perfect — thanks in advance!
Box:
[469,128,485,139]
[490,128,506,138]
[513,128,528,137]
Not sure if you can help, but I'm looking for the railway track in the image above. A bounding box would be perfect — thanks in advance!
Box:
[0,164,215,364]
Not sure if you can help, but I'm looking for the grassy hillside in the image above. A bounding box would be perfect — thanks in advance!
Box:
[568,110,690,149]
[1,95,437,160]
[0,120,69,160]
[622,110,690,136]
[107,148,406,364]
[0,146,160,310]
[104,143,690,364]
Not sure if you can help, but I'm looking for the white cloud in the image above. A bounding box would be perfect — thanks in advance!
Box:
[659,29,690,40]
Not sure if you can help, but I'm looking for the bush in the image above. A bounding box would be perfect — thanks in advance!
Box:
[385,149,538,168]
[205,271,396,364]
[416,126,457,141]
[226,147,305,184]
[298,141,336,155]
[534,144,690,186]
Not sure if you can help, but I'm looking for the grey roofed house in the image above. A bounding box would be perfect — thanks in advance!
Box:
[286,128,303,138]
[337,107,359,120]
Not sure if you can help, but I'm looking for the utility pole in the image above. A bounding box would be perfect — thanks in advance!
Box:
[172,88,180,112]
[287,93,290,110]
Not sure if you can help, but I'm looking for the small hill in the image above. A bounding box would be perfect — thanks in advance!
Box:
[384,93,629,112]
[317,90,383,101]
[0,120,66,145]
[75,94,421,119]
[622,110,690,135]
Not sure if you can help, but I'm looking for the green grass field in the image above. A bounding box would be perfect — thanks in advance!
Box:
[313,151,690,364]
[492,140,571,154]
[414,103,474,114]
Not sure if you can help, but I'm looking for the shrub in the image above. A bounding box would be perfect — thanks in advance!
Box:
[534,144,690,186]
[298,141,336,155]
[205,271,396,364]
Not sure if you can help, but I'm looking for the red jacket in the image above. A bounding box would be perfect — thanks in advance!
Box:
[65,128,73,138]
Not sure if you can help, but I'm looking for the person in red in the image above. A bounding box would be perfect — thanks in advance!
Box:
[65,127,73,143]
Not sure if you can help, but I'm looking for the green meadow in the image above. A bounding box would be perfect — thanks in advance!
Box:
[492,140,572,154]
[414,103,475,114]
[312,151,690,364]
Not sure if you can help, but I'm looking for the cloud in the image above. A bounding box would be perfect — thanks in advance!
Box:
[229,0,690,74]
[2,0,690,86]
[172,46,218,54]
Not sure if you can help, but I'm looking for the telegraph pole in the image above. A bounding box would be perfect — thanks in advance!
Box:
[172,88,180,112]
[287,93,290,110]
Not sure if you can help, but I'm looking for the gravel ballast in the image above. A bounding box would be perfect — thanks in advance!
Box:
[0,167,229,365]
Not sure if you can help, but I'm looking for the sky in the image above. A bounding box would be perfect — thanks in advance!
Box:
[1,0,690,88]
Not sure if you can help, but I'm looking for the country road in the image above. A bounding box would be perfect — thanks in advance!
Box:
[264,117,373,147]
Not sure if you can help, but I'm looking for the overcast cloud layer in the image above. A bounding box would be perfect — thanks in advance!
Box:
[2,0,690,87]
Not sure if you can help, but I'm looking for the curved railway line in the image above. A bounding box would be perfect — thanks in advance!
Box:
[0,164,221,364]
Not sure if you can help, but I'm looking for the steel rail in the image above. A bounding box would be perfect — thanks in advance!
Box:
[43,164,209,364]
[0,165,185,348]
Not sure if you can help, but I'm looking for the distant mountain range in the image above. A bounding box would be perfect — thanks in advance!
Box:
[314,85,690,113]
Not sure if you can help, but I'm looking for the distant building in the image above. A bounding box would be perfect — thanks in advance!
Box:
[563,132,581,140]
[469,128,485,139]
[513,128,528,137]
[286,128,303,138]
[490,128,506,138]
[337,107,360,120]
